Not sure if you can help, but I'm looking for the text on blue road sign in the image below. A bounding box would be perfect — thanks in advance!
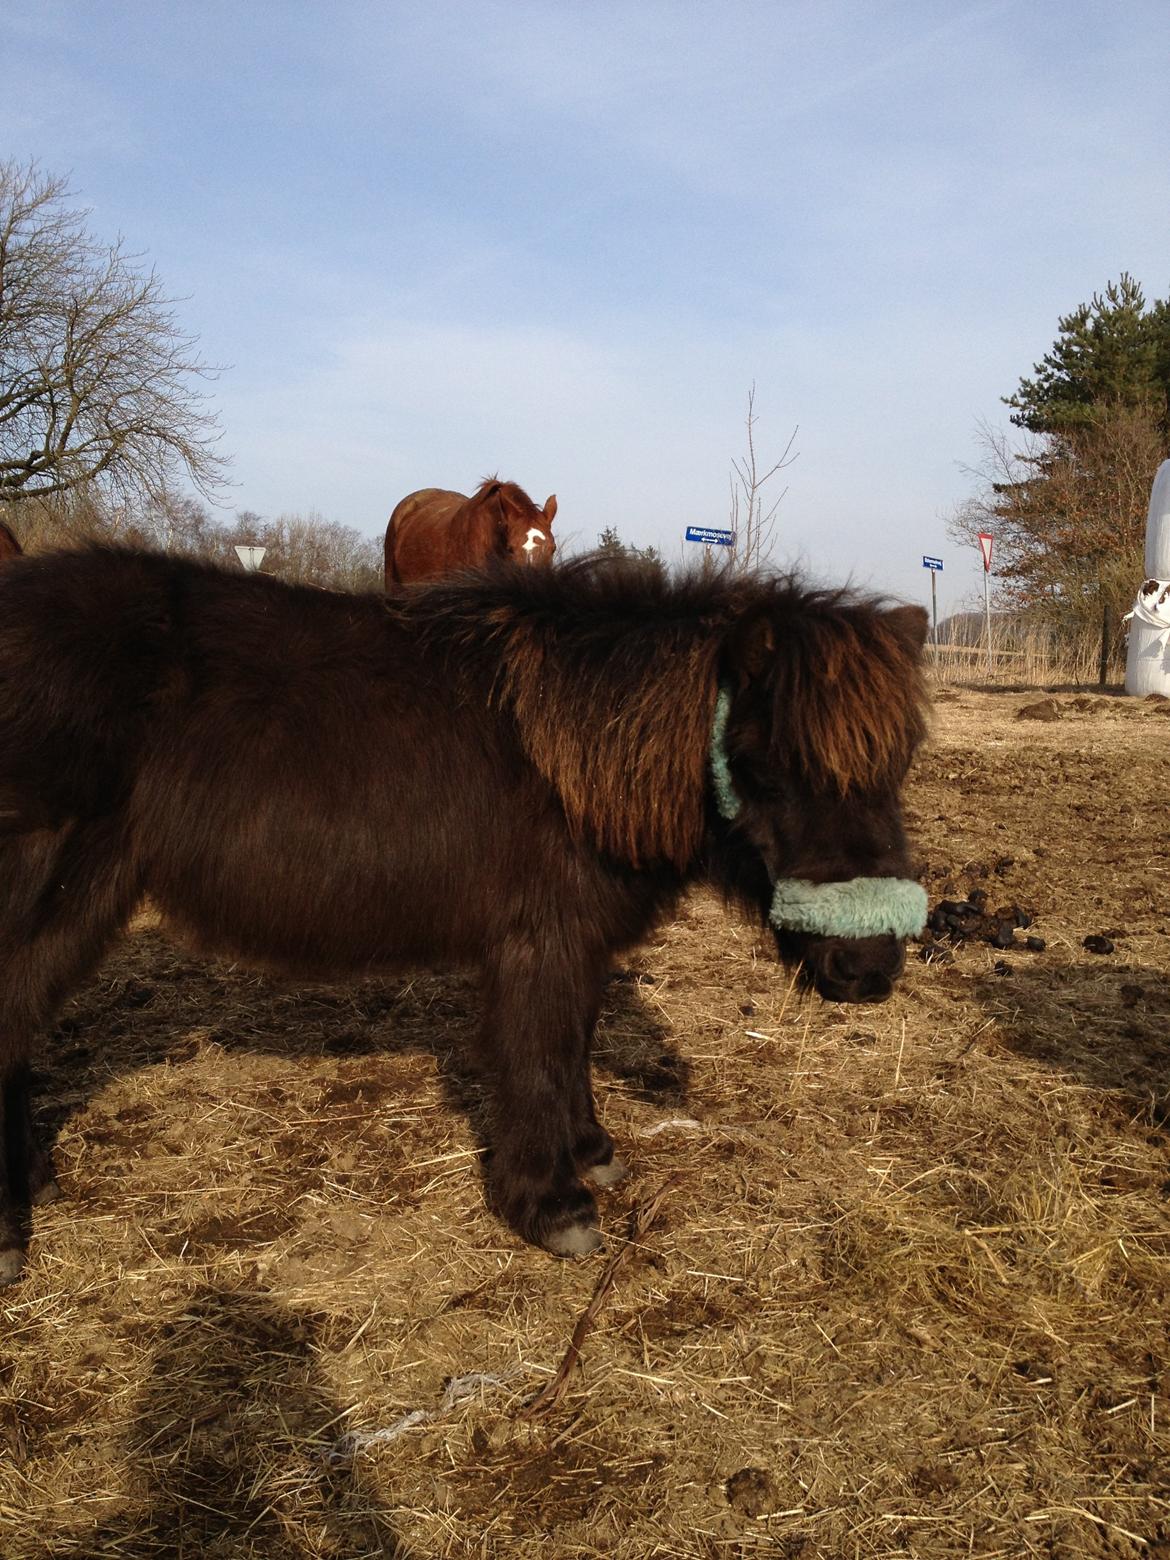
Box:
[922,556,944,571]
[686,526,736,546]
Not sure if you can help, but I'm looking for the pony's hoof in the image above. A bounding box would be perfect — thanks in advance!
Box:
[544,1222,604,1258]
[583,1154,628,1189]
[0,1247,26,1287]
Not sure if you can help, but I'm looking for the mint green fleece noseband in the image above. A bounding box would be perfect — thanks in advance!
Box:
[711,687,926,940]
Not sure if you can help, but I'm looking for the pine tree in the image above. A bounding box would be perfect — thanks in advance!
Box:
[1005,274,1170,435]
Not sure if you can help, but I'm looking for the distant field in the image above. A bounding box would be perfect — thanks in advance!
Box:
[2,691,1168,1558]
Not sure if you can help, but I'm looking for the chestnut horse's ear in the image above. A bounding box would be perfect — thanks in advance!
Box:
[884,604,930,659]
[726,612,776,687]
[544,494,557,522]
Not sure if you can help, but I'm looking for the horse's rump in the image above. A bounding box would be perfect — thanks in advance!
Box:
[0,547,555,975]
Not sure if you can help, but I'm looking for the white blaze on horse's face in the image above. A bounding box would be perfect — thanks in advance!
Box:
[523,527,546,559]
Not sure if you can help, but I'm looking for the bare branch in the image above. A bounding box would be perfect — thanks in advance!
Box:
[728,384,798,571]
[0,158,228,507]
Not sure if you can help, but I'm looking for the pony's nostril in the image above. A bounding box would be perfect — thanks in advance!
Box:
[858,971,893,1002]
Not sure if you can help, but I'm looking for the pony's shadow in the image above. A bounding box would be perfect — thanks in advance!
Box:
[967,952,1170,1129]
[34,929,689,1198]
[41,1283,419,1559]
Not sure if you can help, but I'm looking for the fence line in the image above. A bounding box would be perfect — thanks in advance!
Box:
[929,643,1051,664]
[927,638,1120,688]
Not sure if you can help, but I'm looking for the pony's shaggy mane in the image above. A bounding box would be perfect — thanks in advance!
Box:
[399,555,929,869]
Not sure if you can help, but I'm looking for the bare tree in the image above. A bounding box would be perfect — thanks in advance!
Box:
[729,384,798,570]
[224,510,384,592]
[0,160,227,507]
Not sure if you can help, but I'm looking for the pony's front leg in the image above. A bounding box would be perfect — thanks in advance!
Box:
[565,992,627,1190]
[479,943,606,1257]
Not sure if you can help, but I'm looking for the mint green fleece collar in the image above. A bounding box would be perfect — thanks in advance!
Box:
[710,685,740,822]
[709,684,926,939]
[769,874,927,939]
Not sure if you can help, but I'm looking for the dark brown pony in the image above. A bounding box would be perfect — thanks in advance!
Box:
[384,477,556,587]
[0,522,22,561]
[0,547,928,1281]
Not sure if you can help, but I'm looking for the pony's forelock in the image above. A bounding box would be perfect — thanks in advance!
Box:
[762,598,930,794]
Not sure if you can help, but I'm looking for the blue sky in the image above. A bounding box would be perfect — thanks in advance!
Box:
[4,1,1168,615]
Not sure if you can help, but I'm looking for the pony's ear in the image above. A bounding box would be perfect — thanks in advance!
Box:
[726,611,776,687]
[544,494,557,523]
[884,605,930,659]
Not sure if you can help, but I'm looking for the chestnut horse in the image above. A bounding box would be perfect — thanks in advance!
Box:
[0,547,928,1280]
[384,477,556,587]
[0,522,22,561]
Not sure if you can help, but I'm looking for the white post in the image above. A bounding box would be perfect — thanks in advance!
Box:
[983,567,992,679]
[1124,461,1170,696]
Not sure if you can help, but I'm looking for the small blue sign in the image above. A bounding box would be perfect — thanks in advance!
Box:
[922,555,944,571]
[686,526,736,547]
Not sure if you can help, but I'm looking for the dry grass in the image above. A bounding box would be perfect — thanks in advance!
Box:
[928,625,1118,689]
[2,691,1169,1558]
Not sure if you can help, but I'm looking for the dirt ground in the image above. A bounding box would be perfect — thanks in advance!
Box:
[1,689,1168,1559]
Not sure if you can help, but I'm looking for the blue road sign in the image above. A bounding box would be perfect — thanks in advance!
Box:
[686,526,736,546]
[922,555,944,571]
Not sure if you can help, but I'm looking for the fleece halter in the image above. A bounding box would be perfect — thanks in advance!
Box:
[710,687,927,941]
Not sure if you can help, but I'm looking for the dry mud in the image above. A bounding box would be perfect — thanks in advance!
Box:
[1,690,1168,1558]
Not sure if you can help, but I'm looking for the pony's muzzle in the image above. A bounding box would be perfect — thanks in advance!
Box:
[785,932,907,1004]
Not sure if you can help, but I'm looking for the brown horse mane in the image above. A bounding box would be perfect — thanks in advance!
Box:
[402,555,929,869]
[471,475,535,511]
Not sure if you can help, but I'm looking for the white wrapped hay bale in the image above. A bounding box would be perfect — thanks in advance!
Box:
[1124,459,1170,696]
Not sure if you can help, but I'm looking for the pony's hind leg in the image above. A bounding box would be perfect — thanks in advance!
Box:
[4,1063,58,1203]
[0,1062,61,1283]
[0,819,143,1284]
[479,940,609,1257]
